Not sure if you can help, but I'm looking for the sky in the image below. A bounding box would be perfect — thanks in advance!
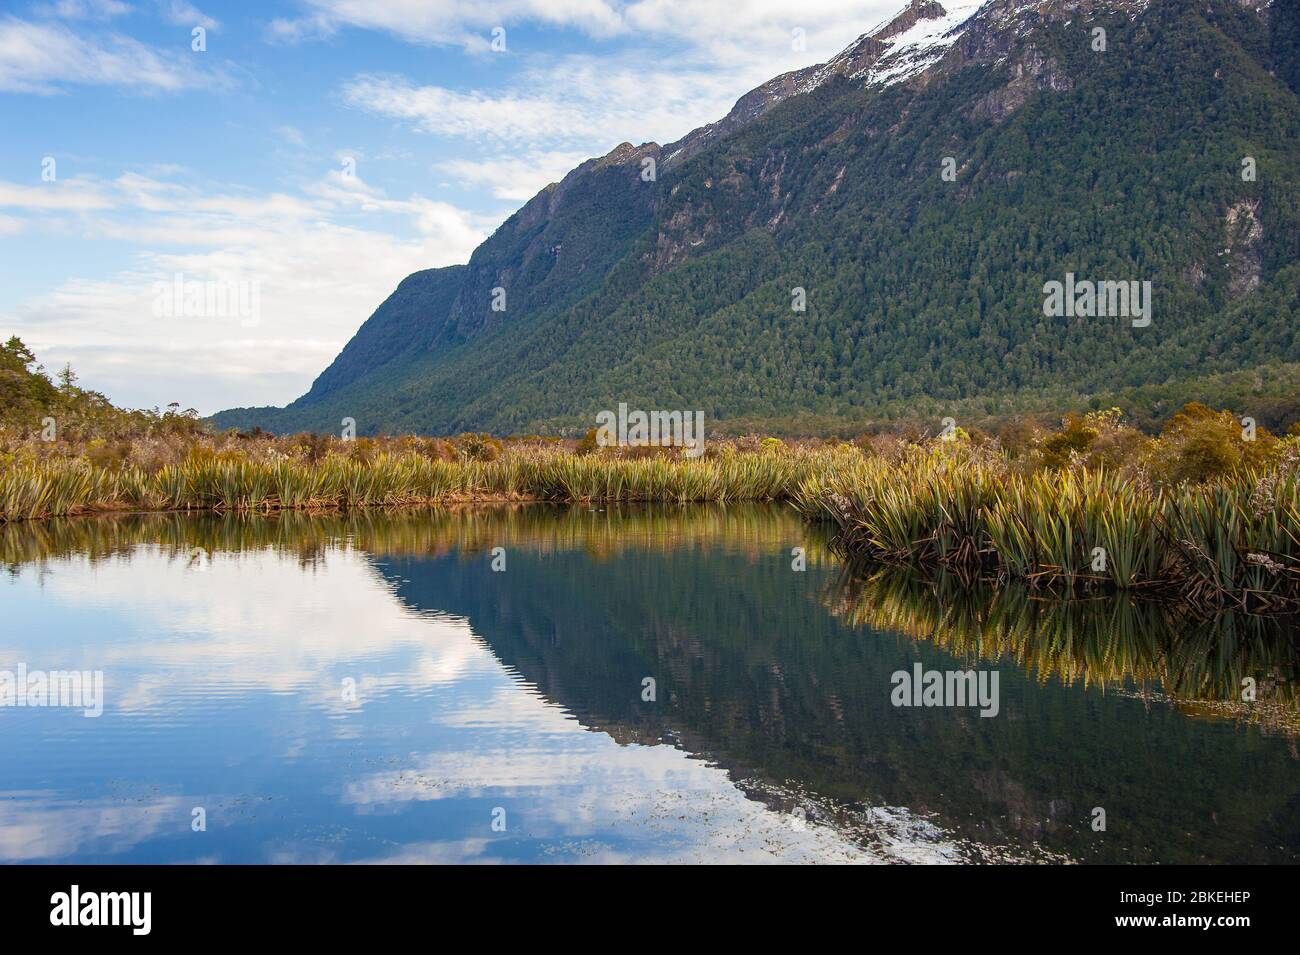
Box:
[0,0,900,415]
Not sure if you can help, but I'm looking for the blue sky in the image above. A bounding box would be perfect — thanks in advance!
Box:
[0,0,897,414]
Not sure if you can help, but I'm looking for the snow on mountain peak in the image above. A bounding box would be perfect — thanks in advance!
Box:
[806,0,1153,93]
[865,0,988,86]
[797,0,987,95]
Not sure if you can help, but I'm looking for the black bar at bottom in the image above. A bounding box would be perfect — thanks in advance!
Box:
[0,864,1280,940]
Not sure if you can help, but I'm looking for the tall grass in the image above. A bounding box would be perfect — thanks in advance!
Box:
[0,446,830,521]
[0,461,96,521]
[792,449,1300,611]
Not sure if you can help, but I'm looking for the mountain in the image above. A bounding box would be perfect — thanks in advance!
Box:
[213,0,1300,437]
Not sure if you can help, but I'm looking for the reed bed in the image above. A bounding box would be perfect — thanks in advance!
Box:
[0,447,834,521]
[791,450,1300,612]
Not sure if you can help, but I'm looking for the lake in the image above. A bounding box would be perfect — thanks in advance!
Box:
[2,504,1297,864]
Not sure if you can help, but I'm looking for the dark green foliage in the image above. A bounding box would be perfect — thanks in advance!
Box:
[300,265,466,401]
[0,337,59,424]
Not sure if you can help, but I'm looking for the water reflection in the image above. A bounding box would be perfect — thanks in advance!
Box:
[1,505,1297,863]
[829,565,1300,736]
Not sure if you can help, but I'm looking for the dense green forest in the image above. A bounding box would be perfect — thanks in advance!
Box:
[212,0,1300,438]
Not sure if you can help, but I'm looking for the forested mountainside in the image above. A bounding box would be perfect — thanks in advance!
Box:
[213,0,1300,436]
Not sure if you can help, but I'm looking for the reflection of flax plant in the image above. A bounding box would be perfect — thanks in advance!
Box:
[827,565,1300,734]
[0,503,836,570]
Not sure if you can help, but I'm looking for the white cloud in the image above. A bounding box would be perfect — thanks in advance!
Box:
[271,0,625,49]
[621,0,898,69]
[436,150,592,200]
[278,1,899,72]
[344,74,588,142]
[0,15,230,93]
[266,10,338,44]
[0,178,118,211]
[0,171,498,413]
[342,53,766,151]
[158,0,218,31]
[37,0,133,19]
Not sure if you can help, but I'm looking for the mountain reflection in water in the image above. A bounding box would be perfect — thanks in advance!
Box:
[1,504,1297,863]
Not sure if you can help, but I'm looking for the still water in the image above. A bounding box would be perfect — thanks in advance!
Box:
[2,504,1297,864]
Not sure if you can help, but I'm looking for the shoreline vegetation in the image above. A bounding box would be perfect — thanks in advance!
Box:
[3,338,1300,612]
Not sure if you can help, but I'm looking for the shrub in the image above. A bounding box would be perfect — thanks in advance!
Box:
[1147,403,1282,485]
[453,432,503,462]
